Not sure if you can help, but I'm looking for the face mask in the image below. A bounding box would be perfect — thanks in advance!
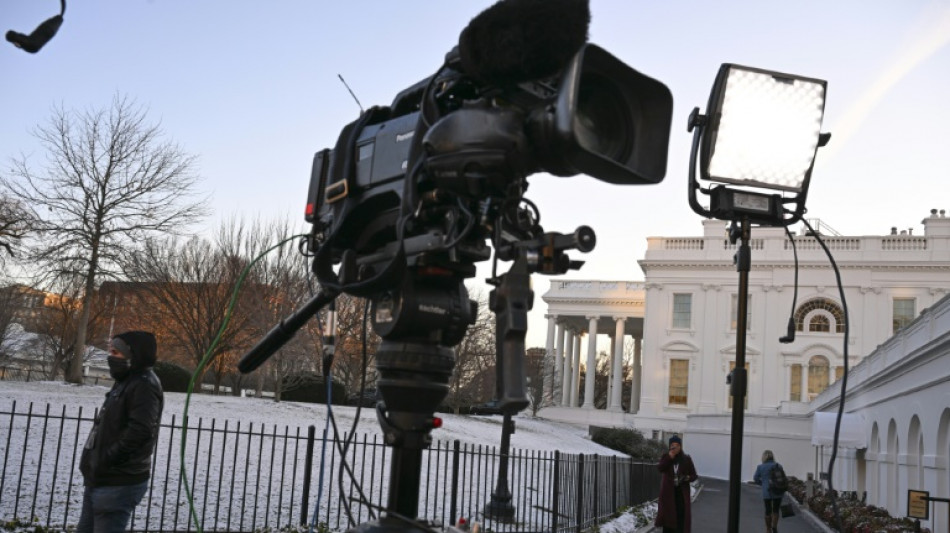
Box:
[107,355,131,380]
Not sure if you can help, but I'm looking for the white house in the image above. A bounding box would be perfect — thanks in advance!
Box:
[537,209,950,530]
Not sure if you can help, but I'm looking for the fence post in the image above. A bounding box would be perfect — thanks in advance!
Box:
[551,450,560,533]
[612,455,618,513]
[450,440,461,526]
[629,461,636,505]
[592,454,599,520]
[575,454,585,533]
[300,425,316,527]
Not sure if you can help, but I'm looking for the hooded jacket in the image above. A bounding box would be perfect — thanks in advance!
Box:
[80,331,164,487]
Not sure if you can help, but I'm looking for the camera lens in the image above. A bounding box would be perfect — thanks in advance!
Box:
[574,73,633,164]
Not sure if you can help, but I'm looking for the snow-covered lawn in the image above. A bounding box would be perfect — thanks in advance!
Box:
[0,381,653,532]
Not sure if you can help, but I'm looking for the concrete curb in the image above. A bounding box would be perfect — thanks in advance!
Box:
[786,492,836,533]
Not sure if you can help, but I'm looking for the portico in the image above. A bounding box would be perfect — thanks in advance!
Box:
[538,280,647,428]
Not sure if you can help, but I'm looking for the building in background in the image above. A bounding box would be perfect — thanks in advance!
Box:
[538,208,950,530]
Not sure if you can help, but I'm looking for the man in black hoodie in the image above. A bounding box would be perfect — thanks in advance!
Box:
[78,331,164,533]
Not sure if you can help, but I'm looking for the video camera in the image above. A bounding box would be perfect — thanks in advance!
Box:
[241,1,673,531]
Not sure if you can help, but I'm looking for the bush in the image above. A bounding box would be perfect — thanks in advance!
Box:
[153,360,192,393]
[280,373,347,404]
[590,427,667,461]
[787,477,931,533]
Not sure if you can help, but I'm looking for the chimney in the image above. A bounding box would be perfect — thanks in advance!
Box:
[890,227,898,235]
[923,208,950,236]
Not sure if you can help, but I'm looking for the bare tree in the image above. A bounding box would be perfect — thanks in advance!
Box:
[330,294,378,397]
[446,292,495,413]
[0,195,32,266]
[0,284,18,361]
[231,218,323,400]
[1,95,207,383]
[121,231,255,392]
[524,347,547,415]
[35,277,107,380]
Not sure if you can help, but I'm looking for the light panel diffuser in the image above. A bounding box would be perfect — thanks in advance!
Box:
[705,65,826,192]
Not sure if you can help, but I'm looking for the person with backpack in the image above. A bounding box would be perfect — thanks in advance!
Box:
[753,449,787,533]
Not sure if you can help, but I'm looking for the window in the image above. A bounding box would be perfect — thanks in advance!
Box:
[808,314,830,332]
[790,364,802,401]
[730,294,751,331]
[892,298,916,333]
[672,294,692,329]
[835,366,844,382]
[807,356,830,400]
[668,359,689,405]
[728,361,749,410]
[794,298,845,333]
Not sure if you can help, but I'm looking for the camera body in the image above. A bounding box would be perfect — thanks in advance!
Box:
[306,44,674,299]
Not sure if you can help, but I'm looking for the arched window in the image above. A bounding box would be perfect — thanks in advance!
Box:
[809,314,830,332]
[795,298,845,333]
[807,355,830,400]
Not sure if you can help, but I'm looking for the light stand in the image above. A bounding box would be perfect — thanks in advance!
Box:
[687,63,830,533]
[484,413,516,521]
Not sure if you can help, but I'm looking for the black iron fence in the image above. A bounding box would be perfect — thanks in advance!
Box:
[0,400,660,532]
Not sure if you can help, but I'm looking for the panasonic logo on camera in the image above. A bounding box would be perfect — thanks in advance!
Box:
[396,132,414,142]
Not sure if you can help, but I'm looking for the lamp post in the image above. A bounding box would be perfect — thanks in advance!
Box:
[687,63,830,533]
[484,413,517,521]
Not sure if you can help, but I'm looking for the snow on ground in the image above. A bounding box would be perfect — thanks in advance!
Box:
[0,380,621,455]
[1,380,645,532]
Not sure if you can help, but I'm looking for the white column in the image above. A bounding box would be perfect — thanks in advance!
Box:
[801,362,809,402]
[582,316,598,409]
[554,324,566,405]
[629,337,642,413]
[609,317,625,412]
[561,329,573,406]
[543,314,558,407]
[606,334,614,409]
[571,334,582,407]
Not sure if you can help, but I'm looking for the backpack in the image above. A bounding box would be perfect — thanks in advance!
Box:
[769,463,788,494]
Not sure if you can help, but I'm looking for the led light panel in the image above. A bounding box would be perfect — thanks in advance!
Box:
[705,66,826,192]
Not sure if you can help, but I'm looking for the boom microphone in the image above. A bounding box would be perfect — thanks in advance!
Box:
[237,289,338,374]
[457,0,590,86]
[6,0,65,54]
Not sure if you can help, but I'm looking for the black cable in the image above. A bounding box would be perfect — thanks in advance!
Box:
[780,226,800,343]
[337,299,374,522]
[441,197,476,250]
[801,218,849,532]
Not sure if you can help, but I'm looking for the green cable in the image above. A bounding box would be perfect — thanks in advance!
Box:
[179,233,308,533]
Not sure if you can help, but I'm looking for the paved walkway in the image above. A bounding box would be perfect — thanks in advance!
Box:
[685,478,824,533]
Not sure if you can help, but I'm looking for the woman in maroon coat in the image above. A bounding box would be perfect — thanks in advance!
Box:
[654,435,698,533]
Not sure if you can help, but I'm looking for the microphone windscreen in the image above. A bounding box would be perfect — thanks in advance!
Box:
[458,0,589,86]
[6,15,63,53]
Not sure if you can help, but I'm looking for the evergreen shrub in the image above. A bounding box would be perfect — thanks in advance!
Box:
[153,361,191,393]
[281,373,346,404]
[590,427,667,461]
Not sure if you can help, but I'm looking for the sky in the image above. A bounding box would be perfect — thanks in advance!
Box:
[3,0,950,348]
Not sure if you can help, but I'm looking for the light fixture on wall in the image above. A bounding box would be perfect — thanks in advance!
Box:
[686,63,830,533]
